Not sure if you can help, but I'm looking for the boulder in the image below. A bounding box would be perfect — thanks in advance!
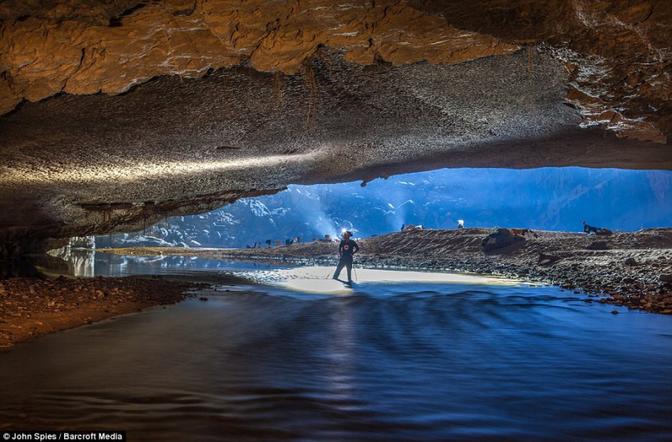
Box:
[481,229,525,254]
[538,253,562,266]
[586,241,609,250]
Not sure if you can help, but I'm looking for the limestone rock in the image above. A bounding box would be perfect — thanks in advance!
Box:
[587,241,609,251]
[0,0,670,142]
[0,0,517,113]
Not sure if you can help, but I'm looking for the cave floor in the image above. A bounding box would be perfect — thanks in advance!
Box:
[99,227,672,314]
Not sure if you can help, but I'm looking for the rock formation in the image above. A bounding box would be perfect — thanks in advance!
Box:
[0,0,518,114]
[2,0,670,140]
[0,0,670,252]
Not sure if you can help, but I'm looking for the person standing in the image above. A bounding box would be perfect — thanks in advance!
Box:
[333,230,359,284]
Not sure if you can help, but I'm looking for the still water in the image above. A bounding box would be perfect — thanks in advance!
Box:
[52,249,290,278]
[2,254,672,440]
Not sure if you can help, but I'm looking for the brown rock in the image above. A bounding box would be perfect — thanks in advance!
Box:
[0,0,517,115]
[0,0,669,144]
[538,253,562,266]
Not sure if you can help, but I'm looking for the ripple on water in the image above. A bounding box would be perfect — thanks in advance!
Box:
[1,264,671,440]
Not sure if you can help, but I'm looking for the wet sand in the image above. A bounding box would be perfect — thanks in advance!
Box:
[0,276,195,349]
[101,227,672,313]
[247,266,524,295]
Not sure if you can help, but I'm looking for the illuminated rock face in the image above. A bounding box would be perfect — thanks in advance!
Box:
[0,1,670,248]
[0,0,516,113]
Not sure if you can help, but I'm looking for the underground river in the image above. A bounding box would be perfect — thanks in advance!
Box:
[1,254,671,440]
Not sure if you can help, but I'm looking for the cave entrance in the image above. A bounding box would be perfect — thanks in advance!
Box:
[96,166,672,250]
[50,166,672,278]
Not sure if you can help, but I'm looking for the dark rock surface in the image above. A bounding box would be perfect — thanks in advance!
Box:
[586,241,609,250]
[482,229,526,254]
[0,276,194,348]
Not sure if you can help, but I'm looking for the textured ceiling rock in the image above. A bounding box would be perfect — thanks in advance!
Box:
[1,0,670,142]
[0,1,671,250]
[1,48,670,247]
[0,0,517,113]
[420,0,672,142]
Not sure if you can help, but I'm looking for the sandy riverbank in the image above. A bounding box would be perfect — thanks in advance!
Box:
[0,276,196,349]
[100,228,672,314]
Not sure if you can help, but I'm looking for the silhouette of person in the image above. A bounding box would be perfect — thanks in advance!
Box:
[333,230,359,284]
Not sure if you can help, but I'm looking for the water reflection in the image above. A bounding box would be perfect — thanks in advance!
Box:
[54,250,292,278]
[324,298,356,403]
[1,278,671,440]
[48,247,95,278]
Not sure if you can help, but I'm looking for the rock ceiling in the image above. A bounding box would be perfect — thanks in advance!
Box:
[0,0,670,247]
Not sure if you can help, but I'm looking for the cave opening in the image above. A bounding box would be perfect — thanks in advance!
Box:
[46,166,672,280]
[94,166,672,250]
[6,164,672,440]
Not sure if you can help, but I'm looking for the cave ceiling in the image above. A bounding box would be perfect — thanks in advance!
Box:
[0,0,670,244]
